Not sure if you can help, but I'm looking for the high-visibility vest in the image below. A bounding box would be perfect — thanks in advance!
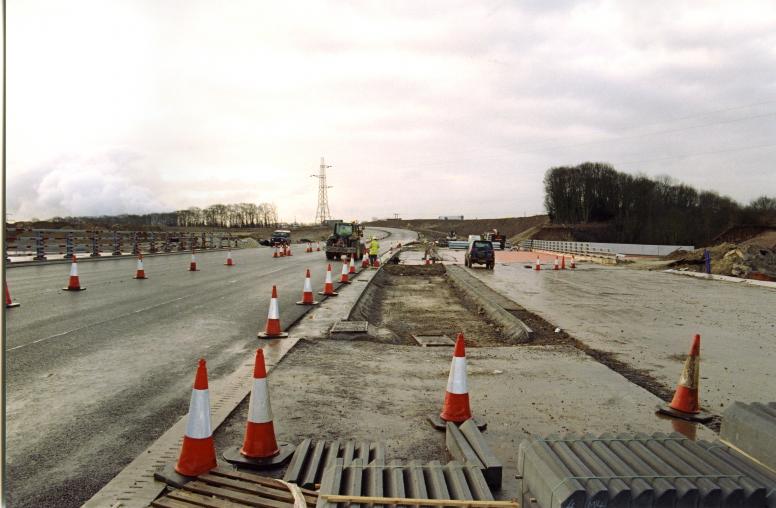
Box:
[369,240,379,255]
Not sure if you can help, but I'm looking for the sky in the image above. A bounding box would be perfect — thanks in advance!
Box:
[7,0,776,222]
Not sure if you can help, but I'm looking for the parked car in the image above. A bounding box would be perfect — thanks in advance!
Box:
[465,239,494,270]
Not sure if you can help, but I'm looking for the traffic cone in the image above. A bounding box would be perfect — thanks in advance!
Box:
[553,256,559,270]
[5,283,20,308]
[319,264,339,296]
[307,242,312,253]
[316,242,321,252]
[222,349,295,468]
[287,245,292,256]
[340,260,350,283]
[373,256,380,268]
[570,256,576,269]
[428,333,486,430]
[225,250,234,266]
[534,257,541,271]
[257,285,289,338]
[273,246,279,258]
[189,251,199,271]
[279,246,285,257]
[362,255,370,268]
[561,256,566,270]
[63,255,86,291]
[133,254,147,279]
[425,254,431,265]
[155,359,217,487]
[296,269,319,305]
[657,334,711,422]
[348,257,356,275]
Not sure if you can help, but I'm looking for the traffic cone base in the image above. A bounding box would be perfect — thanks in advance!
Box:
[427,413,487,431]
[222,442,295,469]
[296,300,319,305]
[318,290,339,296]
[133,274,148,279]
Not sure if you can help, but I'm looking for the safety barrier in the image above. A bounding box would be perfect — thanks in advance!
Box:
[521,239,617,262]
[4,227,240,262]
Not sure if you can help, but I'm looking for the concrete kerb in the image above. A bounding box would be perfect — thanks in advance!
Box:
[445,265,533,343]
[664,269,776,289]
[720,401,776,471]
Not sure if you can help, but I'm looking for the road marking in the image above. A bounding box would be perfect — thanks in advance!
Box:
[5,262,315,353]
[5,296,188,352]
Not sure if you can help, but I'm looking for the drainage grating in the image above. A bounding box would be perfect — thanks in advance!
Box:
[317,459,494,508]
[518,432,776,508]
[284,439,386,489]
[412,334,455,347]
[330,321,369,333]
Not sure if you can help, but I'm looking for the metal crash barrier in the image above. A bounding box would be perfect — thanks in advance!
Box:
[4,227,241,262]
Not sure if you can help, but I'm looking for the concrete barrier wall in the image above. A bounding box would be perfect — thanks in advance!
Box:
[526,239,693,256]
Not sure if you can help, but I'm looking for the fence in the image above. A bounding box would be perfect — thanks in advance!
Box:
[4,228,241,262]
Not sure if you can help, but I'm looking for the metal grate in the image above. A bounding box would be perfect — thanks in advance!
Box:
[331,321,370,333]
[518,432,776,508]
[284,439,386,489]
[317,459,494,508]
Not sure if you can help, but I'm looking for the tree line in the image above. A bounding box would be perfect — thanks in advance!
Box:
[543,162,776,245]
[48,202,279,229]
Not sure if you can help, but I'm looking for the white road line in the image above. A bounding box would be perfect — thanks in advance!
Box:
[5,264,304,353]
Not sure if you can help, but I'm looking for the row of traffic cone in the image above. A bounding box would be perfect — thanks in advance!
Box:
[257,260,368,337]
[304,242,322,253]
[160,348,294,483]
[58,250,237,290]
[534,255,576,271]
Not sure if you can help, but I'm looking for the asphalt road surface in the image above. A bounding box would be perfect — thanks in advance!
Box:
[4,227,416,508]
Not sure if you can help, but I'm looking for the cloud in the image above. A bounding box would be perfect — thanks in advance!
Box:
[7,0,776,221]
[8,151,165,219]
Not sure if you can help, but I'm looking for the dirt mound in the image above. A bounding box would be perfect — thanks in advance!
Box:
[668,242,776,280]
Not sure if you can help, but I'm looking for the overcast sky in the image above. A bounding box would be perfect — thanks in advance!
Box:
[7,0,776,222]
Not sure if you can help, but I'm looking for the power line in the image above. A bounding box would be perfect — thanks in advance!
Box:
[608,141,776,167]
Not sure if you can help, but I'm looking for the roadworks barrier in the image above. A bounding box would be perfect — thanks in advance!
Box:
[446,265,533,343]
[721,401,776,471]
[517,432,776,508]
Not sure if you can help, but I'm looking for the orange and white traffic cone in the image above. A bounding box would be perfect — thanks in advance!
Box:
[133,254,147,279]
[534,257,541,271]
[63,255,86,291]
[222,349,295,468]
[257,285,289,338]
[348,257,356,275]
[318,264,338,296]
[307,243,313,253]
[553,256,559,270]
[425,254,431,265]
[6,282,20,308]
[279,246,286,257]
[286,245,293,256]
[428,333,485,430]
[657,334,711,422]
[316,242,321,252]
[561,255,566,270]
[570,256,576,269]
[225,250,234,266]
[296,269,319,305]
[362,255,370,268]
[340,260,350,283]
[273,246,279,258]
[189,251,199,271]
[156,359,217,486]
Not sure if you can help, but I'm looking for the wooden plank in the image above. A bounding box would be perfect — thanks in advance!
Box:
[211,468,318,497]
[199,473,317,506]
[167,488,254,507]
[183,481,293,508]
[318,495,519,507]
[152,496,199,508]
